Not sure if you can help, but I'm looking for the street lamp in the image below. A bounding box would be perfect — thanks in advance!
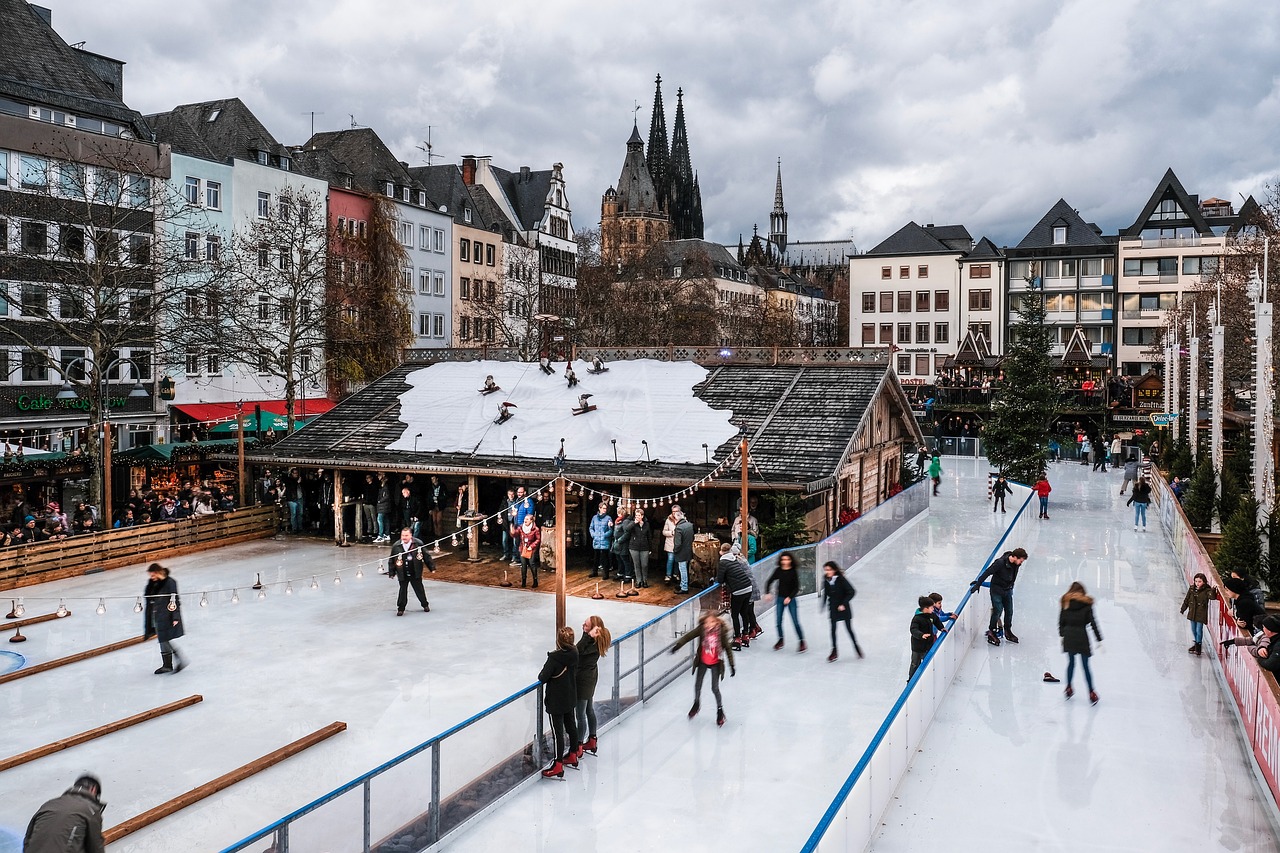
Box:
[56,356,151,521]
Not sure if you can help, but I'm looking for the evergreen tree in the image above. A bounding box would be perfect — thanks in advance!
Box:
[984,280,1056,482]
[1219,465,1244,527]
[758,493,810,557]
[1167,440,1194,480]
[1182,455,1216,530]
[1214,496,1262,580]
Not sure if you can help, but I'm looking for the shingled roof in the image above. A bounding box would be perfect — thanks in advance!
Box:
[158,98,289,164]
[145,109,217,161]
[1016,199,1107,249]
[868,222,972,256]
[301,128,430,201]
[410,164,502,231]
[245,359,921,492]
[0,0,149,136]
[490,165,553,231]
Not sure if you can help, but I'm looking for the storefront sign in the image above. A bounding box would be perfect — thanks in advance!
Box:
[12,394,132,412]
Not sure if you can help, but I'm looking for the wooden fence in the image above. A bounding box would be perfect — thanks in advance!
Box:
[0,505,279,590]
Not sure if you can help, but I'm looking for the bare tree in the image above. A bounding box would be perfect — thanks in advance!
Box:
[195,185,329,428]
[0,134,211,504]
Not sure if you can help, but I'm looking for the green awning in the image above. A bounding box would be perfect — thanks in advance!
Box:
[209,413,311,434]
[114,438,247,465]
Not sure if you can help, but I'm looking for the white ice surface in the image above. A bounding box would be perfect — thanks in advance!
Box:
[387,359,739,463]
[441,460,1280,853]
[0,539,664,853]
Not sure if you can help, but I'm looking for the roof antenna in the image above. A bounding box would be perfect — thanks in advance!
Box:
[349,114,364,129]
[302,111,324,137]
[416,127,438,165]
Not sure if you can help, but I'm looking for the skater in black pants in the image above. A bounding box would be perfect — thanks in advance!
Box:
[574,615,611,758]
[539,626,580,778]
[671,612,735,727]
[766,552,807,652]
[909,596,945,680]
[822,561,862,661]
[971,547,1028,645]
[388,527,434,615]
[991,475,1010,513]
[1059,581,1102,704]
[143,563,185,674]
[716,542,755,648]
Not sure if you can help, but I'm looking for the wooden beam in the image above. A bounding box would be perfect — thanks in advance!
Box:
[0,635,146,685]
[555,475,566,632]
[4,610,69,631]
[103,721,347,844]
[0,695,203,772]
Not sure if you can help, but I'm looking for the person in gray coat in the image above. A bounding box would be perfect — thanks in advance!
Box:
[670,509,695,593]
[1120,457,1139,495]
[24,774,105,853]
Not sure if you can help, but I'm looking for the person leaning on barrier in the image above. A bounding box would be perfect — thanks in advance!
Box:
[1223,615,1280,675]
[24,774,106,853]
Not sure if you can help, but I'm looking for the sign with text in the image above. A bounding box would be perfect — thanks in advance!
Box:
[1149,412,1180,427]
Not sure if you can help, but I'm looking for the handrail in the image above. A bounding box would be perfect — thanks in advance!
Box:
[799,486,1034,852]
[220,581,721,852]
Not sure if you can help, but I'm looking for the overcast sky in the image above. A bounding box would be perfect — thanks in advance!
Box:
[47,0,1280,250]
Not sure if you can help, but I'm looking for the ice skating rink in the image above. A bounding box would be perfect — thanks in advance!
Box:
[443,459,1280,853]
[0,539,664,852]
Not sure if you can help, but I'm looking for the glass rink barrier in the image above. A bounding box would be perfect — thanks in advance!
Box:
[219,586,719,853]
[799,485,1035,852]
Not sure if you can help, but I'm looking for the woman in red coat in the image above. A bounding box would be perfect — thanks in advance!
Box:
[517,515,541,588]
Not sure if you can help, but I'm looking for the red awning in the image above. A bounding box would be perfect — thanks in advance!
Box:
[170,399,336,425]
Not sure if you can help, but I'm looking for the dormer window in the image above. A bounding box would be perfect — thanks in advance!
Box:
[206,109,220,122]
[1053,225,1067,244]
[463,206,472,224]
[418,191,426,206]
[279,156,291,171]
[401,187,410,202]
[256,150,268,165]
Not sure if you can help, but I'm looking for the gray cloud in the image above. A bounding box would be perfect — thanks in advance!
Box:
[49,0,1280,250]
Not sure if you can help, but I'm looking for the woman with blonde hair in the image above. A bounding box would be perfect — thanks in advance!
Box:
[575,615,612,758]
[538,626,580,778]
[1059,581,1103,704]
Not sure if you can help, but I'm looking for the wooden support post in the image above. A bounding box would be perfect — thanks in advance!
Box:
[0,635,146,685]
[103,721,347,844]
[467,474,480,561]
[0,695,203,772]
[740,438,749,554]
[333,470,345,545]
[102,420,113,525]
[556,475,566,632]
[237,406,247,508]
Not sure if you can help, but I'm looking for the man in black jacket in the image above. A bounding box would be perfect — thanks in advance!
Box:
[970,547,1028,646]
[24,774,105,853]
[388,527,434,615]
[716,543,755,648]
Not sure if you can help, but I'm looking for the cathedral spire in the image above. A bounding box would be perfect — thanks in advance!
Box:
[770,157,788,253]
[667,88,703,240]
[647,74,670,212]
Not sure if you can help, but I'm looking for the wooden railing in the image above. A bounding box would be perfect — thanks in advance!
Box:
[0,505,280,590]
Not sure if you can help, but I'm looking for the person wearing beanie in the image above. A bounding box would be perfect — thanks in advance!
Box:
[909,596,945,681]
[1225,615,1280,676]
[24,773,105,851]
[1059,581,1103,704]
[716,542,756,649]
[971,547,1028,646]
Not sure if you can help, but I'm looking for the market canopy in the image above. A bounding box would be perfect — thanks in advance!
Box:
[114,438,248,465]
[209,413,312,434]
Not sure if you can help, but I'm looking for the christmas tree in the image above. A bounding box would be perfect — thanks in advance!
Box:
[984,279,1056,483]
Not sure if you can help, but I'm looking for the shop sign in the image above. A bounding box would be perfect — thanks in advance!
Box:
[12,394,132,412]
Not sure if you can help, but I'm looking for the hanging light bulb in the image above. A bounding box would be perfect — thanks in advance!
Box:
[231,589,240,604]
[355,566,364,579]
[133,597,143,614]
[310,575,319,590]
[14,598,24,617]
[285,581,293,595]
[466,528,473,540]
[199,592,208,607]
[95,598,106,615]
[257,588,266,600]
[167,594,178,612]
[482,518,489,533]
[451,533,459,547]
[334,572,341,585]
[56,599,68,618]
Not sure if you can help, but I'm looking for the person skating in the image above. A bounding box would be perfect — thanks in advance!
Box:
[574,615,610,758]
[143,563,185,674]
[716,542,755,649]
[517,514,541,588]
[909,596,945,681]
[24,774,105,852]
[822,561,862,661]
[1180,572,1219,656]
[388,527,433,615]
[1033,476,1052,519]
[671,611,735,727]
[970,547,1028,645]
[928,453,943,496]
[1127,476,1152,531]
[539,626,580,778]
[1120,455,1139,495]
[991,474,1010,513]
[766,552,807,652]
[1059,581,1103,704]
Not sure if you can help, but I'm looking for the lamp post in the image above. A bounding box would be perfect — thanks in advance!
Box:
[55,356,150,522]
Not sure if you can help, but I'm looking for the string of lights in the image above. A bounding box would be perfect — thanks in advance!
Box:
[562,448,740,509]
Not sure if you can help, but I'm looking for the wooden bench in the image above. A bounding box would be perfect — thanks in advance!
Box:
[0,506,279,590]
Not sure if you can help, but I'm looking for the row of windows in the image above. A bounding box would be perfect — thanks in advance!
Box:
[0,219,150,264]
[0,151,151,206]
[459,277,497,302]
[256,192,311,223]
[415,269,447,297]
[416,312,446,338]
[0,347,152,384]
[460,239,497,266]
[860,323,952,345]
[182,175,222,210]
[897,354,945,376]
[881,265,929,280]
[1122,256,1220,277]
[0,280,151,321]
[861,290,952,313]
[185,348,313,377]
[184,232,220,262]
[457,316,497,343]
[398,222,447,253]
[0,98,132,139]
[1008,258,1113,280]
[1008,292,1114,313]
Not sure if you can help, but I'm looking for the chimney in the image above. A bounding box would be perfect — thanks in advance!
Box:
[519,166,531,182]
[461,156,477,186]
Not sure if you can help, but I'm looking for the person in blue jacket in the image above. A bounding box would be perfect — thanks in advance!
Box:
[588,502,614,579]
